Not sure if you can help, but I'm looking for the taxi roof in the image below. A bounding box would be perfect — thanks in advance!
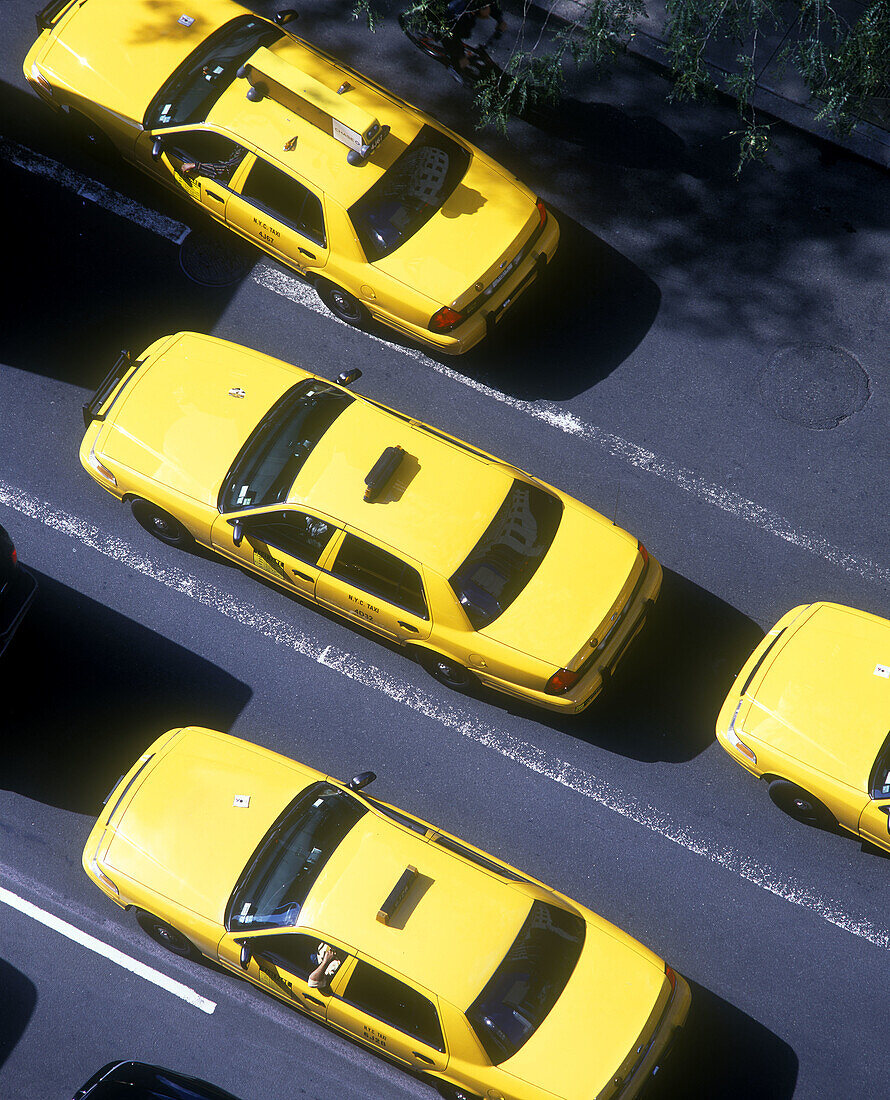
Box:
[208,35,426,209]
[298,812,535,1010]
[288,401,513,577]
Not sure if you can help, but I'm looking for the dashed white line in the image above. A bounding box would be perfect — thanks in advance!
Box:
[3,137,886,589]
[0,137,189,243]
[0,884,216,1014]
[2,480,889,951]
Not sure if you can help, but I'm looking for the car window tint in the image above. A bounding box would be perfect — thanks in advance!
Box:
[330,535,427,618]
[252,932,322,978]
[243,510,334,563]
[343,961,444,1050]
[167,131,246,184]
[240,158,326,245]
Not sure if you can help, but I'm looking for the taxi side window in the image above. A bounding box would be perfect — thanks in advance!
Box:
[342,961,444,1051]
[251,932,319,977]
[243,510,334,563]
[168,130,246,184]
[240,157,326,246]
[330,535,428,618]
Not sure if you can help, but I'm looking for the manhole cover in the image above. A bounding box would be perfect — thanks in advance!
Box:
[758,344,870,429]
[179,230,253,287]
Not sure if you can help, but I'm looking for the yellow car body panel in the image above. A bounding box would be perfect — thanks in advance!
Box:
[25,0,559,353]
[716,602,890,851]
[80,333,661,713]
[84,728,691,1100]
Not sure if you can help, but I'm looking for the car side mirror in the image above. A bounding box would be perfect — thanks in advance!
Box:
[274,8,299,24]
[230,519,244,547]
[347,771,376,791]
[239,942,252,969]
[151,136,164,161]
[336,369,362,387]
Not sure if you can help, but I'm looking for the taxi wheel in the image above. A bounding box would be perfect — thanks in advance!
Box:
[420,652,476,693]
[317,281,370,328]
[130,499,193,549]
[135,910,198,960]
[768,780,836,830]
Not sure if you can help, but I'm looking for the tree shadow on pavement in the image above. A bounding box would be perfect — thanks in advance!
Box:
[0,961,36,1071]
[650,979,798,1099]
[1,572,251,814]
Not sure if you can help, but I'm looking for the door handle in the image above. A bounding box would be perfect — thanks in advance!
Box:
[206,190,226,203]
[412,1052,434,1065]
[291,569,313,582]
[298,247,316,259]
[301,992,324,1007]
[398,621,419,633]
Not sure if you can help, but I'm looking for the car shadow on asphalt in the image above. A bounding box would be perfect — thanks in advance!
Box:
[649,979,798,1099]
[0,960,36,1072]
[498,567,763,763]
[1,571,251,815]
[0,79,242,387]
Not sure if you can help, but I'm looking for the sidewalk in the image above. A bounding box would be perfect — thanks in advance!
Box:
[538,0,890,169]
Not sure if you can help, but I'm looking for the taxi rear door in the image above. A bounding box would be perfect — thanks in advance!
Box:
[325,956,448,1075]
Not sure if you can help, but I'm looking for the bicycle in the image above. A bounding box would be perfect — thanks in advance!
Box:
[399,12,503,89]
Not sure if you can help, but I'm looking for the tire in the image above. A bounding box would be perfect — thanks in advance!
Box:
[403,26,449,63]
[130,498,193,549]
[316,281,370,328]
[419,651,476,693]
[135,910,198,960]
[768,780,836,830]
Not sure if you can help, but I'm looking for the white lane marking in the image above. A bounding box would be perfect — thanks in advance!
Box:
[255,263,890,590]
[3,136,885,588]
[0,137,189,244]
[0,884,216,1014]
[3,482,889,950]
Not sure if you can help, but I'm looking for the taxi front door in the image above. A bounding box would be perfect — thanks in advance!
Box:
[210,506,339,601]
[314,532,432,644]
[135,126,247,223]
[225,154,328,277]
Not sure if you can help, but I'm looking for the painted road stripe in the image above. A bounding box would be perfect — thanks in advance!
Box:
[3,138,885,588]
[0,137,189,244]
[0,885,216,1014]
[2,482,889,951]
[254,264,890,591]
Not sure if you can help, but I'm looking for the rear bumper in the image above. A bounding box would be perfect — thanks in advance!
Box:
[621,974,691,1099]
[0,566,38,656]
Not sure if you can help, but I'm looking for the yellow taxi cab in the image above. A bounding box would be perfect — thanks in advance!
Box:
[79,333,661,713]
[24,0,558,353]
[84,727,691,1100]
[716,602,890,849]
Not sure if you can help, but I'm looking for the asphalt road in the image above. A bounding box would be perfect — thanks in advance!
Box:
[1,1,889,1098]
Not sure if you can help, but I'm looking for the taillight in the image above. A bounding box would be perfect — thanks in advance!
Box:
[10,547,17,566]
[429,305,464,333]
[545,667,580,695]
[638,541,649,565]
[665,963,677,992]
[536,200,547,227]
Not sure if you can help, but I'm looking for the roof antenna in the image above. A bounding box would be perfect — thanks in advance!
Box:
[611,478,621,526]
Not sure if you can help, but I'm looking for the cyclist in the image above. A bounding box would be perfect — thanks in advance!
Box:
[441,1,507,77]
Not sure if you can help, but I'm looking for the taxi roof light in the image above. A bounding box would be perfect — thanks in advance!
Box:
[377,865,418,925]
[237,49,390,165]
[364,445,405,502]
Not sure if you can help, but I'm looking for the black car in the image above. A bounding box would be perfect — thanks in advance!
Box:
[0,522,36,655]
[73,1061,242,1100]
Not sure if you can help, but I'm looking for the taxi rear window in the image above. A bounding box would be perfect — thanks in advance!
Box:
[144,16,283,129]
[348,125,470,260]
[466,901,584,1064]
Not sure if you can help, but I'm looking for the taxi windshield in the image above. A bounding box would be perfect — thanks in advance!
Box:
[449,481,562,629]
[467,901,585,1064]
[219,380,353,513]
[144,15,283,129]
[348,125,470,260]
[226,783,366,932]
